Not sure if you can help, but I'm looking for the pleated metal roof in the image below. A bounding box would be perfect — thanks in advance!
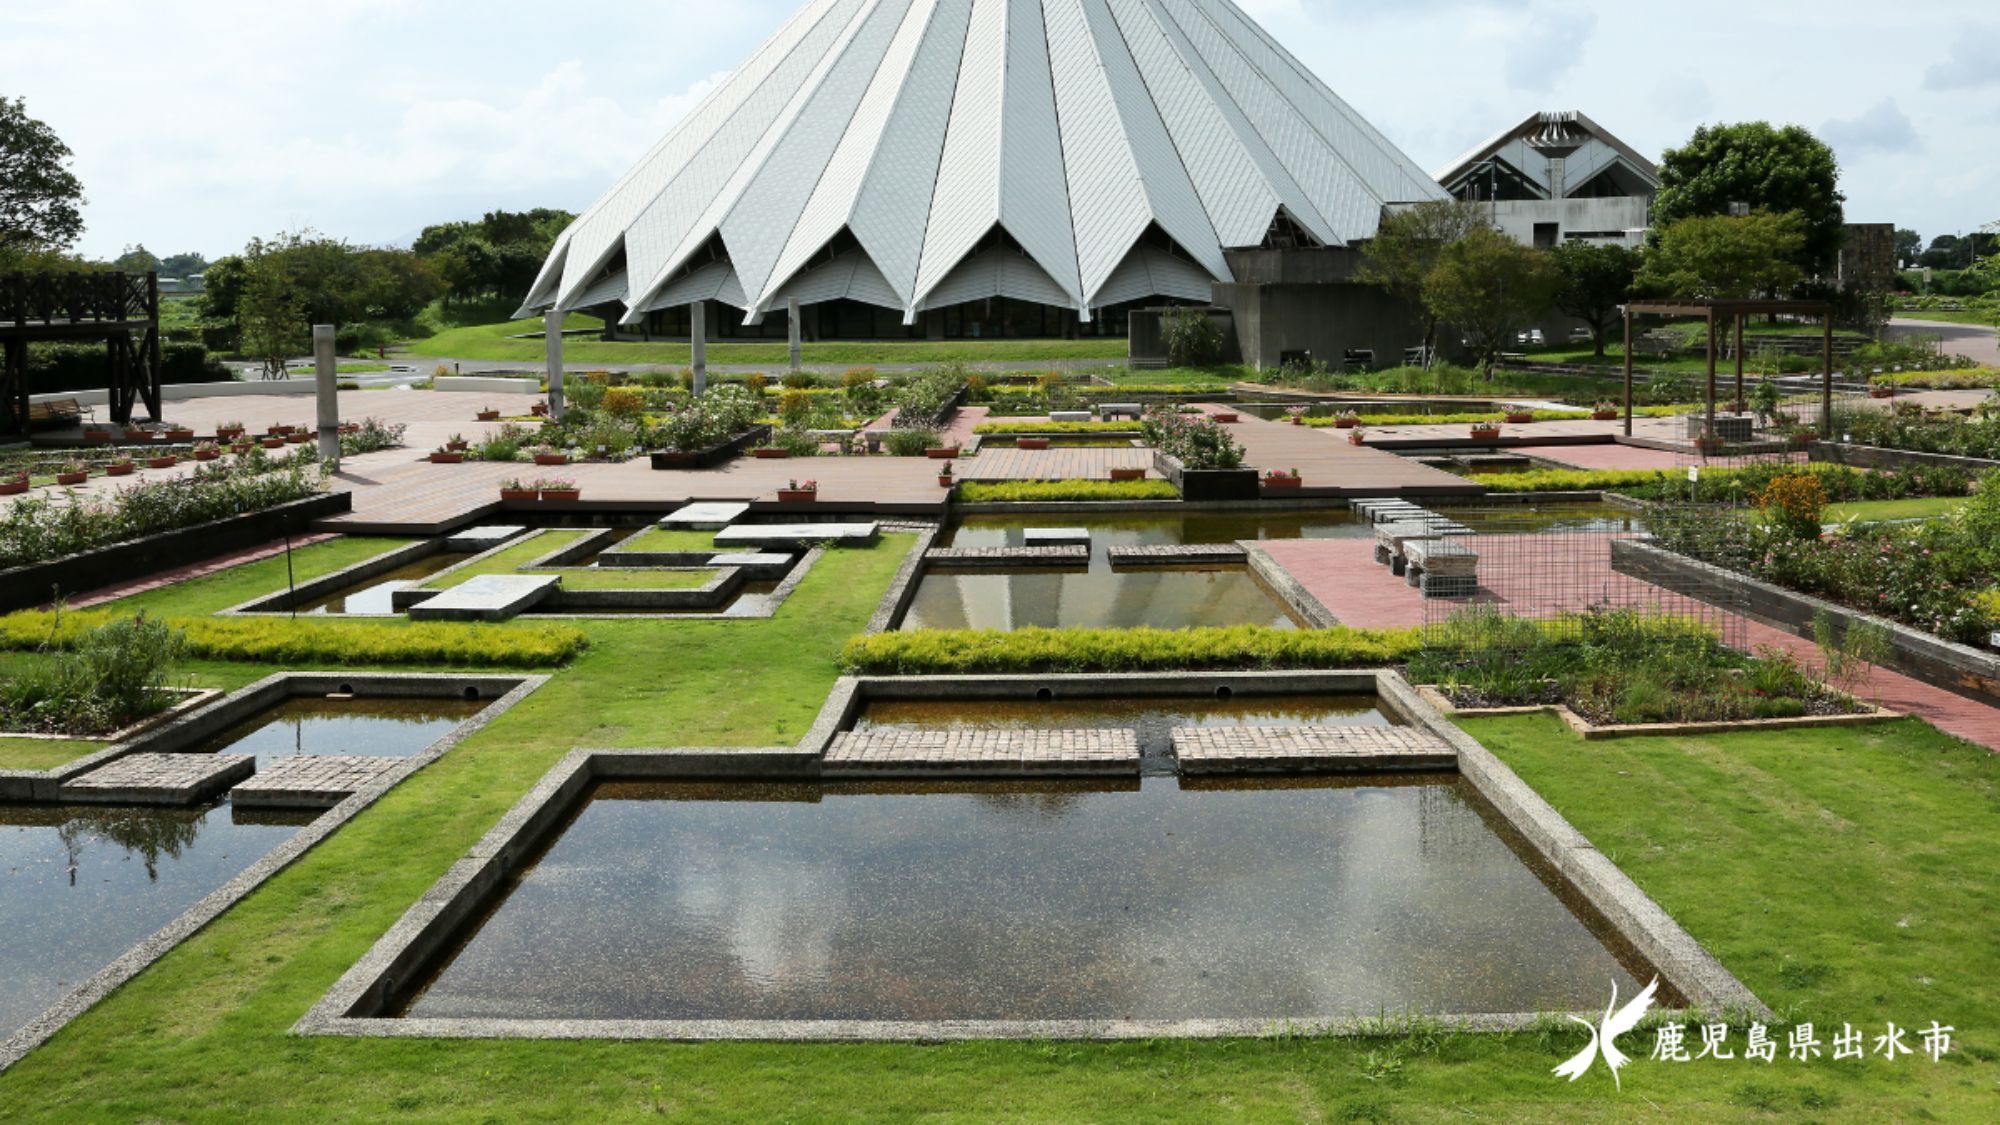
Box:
[519,0,1444,325]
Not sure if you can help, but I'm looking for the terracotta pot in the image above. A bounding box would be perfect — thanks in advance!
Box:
[430,452,465,464]
[148,456,178,469]
[106,463,135,477]
[925,447,961,459]
[751,447,790,459]
[216,427,244,440]
[1109,467,1146,481]
[193,450,220,461]
[499,488,537,501]
[1504,413,1534,424]
[533,453,569,466]
[0,479,28,495]
[1870,387,1895,398]
[261,438,286,449]
[477,410,501,421]
[1289,415,1303,425]
[230,443,252,453]
[1262,476,1303,490]
[1592,411,1620,421]
[539,488,580,502]
[938,474,955,487]
[1212,412,1239,424]
[1470,426,1501,440]
[56,472,88,485]
[1016,437,1050,450]
[287,432,311,444]
[776,489,818,503]
[1332,417,1358,429]
[1348,431,1365,445]
[124,429,151,441]
[166,429,195,441]
[446,441,468,451]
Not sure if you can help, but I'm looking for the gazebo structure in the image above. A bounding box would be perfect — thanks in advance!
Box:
[1620,298,1837,451]
[0,270,164,434]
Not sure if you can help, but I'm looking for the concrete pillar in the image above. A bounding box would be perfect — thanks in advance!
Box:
[787,296,801,375]
[313,324,340,467]
[690,300,707,396]
[544,310,565,420]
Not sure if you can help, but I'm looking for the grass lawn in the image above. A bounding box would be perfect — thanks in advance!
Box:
[615,526,721,553]
[1824,497,1970,523]
[104,536,416,617]
[531,567,715,590]
[0,736,107,771]
[419,531,593,588]
[408,316,1126,367]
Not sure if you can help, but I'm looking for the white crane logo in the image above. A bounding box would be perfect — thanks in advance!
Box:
[1551,977,1660,1089]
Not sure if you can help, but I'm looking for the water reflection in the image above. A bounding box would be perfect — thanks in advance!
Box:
[404,777,1664,1022]
[184,698,483,767]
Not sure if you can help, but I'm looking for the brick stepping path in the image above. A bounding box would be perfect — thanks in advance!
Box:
[231,755,403,808]
[823,728,1140,776]
[59,753,254,805]
[1106,543,1247,565]
[1173,725,1455,774]
[924,545,1090,567]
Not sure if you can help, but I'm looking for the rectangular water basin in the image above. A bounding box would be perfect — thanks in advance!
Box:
[182,696,486,768]
[392,775,1670,1024]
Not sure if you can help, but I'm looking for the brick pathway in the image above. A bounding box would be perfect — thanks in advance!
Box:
[924,545,1090,566]
[823,728,1140,775]
[1106,543,1248,565]
[59,753,254,805]
[1258,534,2000,752]
[1173,725,1455,773]
[231,755,403,808]
[959,445,1154,481]
[1191,405,1485,498]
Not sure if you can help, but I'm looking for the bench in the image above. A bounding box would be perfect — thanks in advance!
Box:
[1096,402,1143,421]
[1373,519,1472,575]
[1402,538,1479,598]
[26,399,91,430]
[1049,410,1091,423]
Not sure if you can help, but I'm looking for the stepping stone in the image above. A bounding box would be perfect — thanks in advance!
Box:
[406,573,559,622]
[59,752,255,806]
[708,551,795,578]
[823,728,1139,777]
[445,525,527,552]
[1022,527,1090,545]
[713,522,879,551]
[661,501,750,530]
[231,755,403,809]
[1107,543,1247,566]
[1172,725,1455,775]
[925,545,1089,568]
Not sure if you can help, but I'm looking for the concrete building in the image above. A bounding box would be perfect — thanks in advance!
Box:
[516,0,1446,352]
[1435,111,1658,249]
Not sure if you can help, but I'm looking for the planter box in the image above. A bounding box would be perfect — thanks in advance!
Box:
[1152,449,1258,501]
[1332,418,1358,429]
[55,472,88,485]
[539,489,580,502]
[650,424,772,470]
[476,411,501,421]
[1015,437,1050,450]
[446,441,468,451]
[1610,538,2000,707]
[193,451,220,462]
[429,452,465,464]
[148,457,178,469]
[1503,414,1535,424]
[123,430,151,441]
[260,438,286,449]
[230,443,252,454]
[776,489,818,503]
[1869,388,1895,398]
[0,492,351,614]
[1109,467,1147,482]
[0,480,26,495]
[1212,412,1240,424]
[925,447,961,459]
[1592,411,1620,421]
[1262,476,1303,491]
[216,428,244,441]
[1469,427,1502,441]
[532,453,569,466]
[1809,443,2000,475]
[498,488,537,501]
[751,447,790,459]
[106,463,135,477]
[166,430,195,441]
[286,433,311,444]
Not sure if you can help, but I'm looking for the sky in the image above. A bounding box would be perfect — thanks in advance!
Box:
[4,0,1995,262]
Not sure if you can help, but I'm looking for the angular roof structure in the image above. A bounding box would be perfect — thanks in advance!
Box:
[521,0,1445,326]
[1435,110,1659,203]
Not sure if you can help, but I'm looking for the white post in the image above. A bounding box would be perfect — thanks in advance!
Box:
[313,324,339,467]
[544,309,565,419]
[787,296,801,375]
[690,300,708,396]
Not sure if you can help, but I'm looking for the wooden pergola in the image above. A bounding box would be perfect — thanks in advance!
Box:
[1620,298,1836,443]
[0,270,163,434]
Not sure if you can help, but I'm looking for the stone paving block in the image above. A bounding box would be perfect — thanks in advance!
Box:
[444,525,527,552]
[231,755,404,809]
[924,544,1089,568]
[406,574,559,622]
[713,523,879,551]
[661,501,750,530]
[824,728,1139,776]
[59,753,256,805]
[1172,725,1456,774]
[1022,527,1091,545]
[1107,543,1247,566]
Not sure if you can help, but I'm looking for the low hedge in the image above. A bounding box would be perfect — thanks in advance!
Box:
[1302,409,1590,427]
[0,610,587,667]
[1479,461,1974,503]
[956,480,1179,502]
[971,420,1140,435]
[841,624,1421,674]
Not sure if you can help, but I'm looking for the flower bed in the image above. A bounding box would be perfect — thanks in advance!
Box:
[841,624,1420,674]
[1833,404,2000,462]
[1479,461,1974,503]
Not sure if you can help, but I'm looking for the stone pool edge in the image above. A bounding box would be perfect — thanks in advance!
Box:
[292,668,1770,1042]
[0,671,549,1076]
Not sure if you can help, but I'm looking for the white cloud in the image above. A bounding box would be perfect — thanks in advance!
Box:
[1822,98,1920,157]
[1923,26,2000,90]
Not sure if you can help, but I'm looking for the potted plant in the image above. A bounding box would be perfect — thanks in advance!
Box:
[286,430,312,444]
[1787,427,1818,446]
[1285,405,1307,426]
[216,421,245,440]
[751,444,790,458]
[777,478,819,503]
[1262,467,1303,491]
[55,461,89,485]
[1016,436,1051,450]
[80,426,113,444]
[530,444,570,466]
[192,441,221,462]
[123,425,151,441]
[430,445,465,464]
[1212,411,1240,424]
[147,452,178,468]
[477,406,501,421]
[230,440,253,454]
[260,435,286,450]
[165,425,195,441]
[937,461,955,488]
[267,423,293,435]
[0,471,26,495]
[1869,377,1896,399]
[105,456,135,477]
[1502,404,1535,424]
[1591,401,1621,421]
[1332,409,1360,429]
[1469,421,1502,441]
[498,477,537,501]
[537,476,580,501]
[925,443,961,459]
[530,400,550,417]
[1109,466,1147,481]
[1347,426,1367,446]
[1694,434,1726,456]
[446,433,469,452]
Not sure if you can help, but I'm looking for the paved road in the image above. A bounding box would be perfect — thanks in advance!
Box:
[1887,317,1999,367]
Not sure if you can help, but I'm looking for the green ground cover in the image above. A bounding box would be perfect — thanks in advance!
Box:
[1820,496,1969,523]
[420,531,593,588]
[614,527,722,553]
[0,735,106,770]
[956,480,1179,502]
[1891,309,1999,327]
[408,316,1125,366]
[105,536,416,617]
[532,567,715,590]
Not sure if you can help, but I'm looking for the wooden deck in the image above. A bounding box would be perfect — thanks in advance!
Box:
[1196,405,1485,498]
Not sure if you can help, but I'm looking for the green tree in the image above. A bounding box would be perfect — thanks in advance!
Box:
[1423,226,1559,379]
[112,244,161,274]
[1360,199,1490,366]
[1638,212,1807,299]
[1654,122,1844,273]
[1549,241,1640,357]
[236,237,307,378]
[411,207,573,305]
[1893,228,1922,267]
[158,251,209,277]
[0,95,85,255]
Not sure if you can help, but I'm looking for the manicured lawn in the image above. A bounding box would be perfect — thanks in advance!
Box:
[408,316,1126,366]
[530,567,715,590]
[105,536,415,617]
[420,531,593,588]
[615,526,721,553]
[3,541,1996,1119]
[1824,496,1970,523]
[0,736,106,771]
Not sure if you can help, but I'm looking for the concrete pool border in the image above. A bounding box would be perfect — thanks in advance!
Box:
[0,671,548,1075]
[294,668,1768,1043]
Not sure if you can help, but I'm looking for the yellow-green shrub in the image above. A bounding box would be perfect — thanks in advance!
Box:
[841,624,1420,674]
[956,480,1178,502]
[0,610,586,668]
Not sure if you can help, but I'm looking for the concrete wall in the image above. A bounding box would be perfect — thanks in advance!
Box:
[1485,197,1650,248]
[1211,276,1424,371]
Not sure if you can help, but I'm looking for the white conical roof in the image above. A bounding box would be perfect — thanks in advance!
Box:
[521,0,1444,325]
